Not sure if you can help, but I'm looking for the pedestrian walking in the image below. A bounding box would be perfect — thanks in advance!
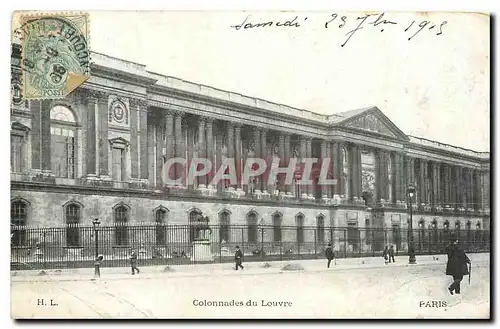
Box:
[388,245,396,263]
[382,246,389,264]
[446,236,471,295]
[235,245,244,270]
[130,249,140,275]
[325,243,335,268]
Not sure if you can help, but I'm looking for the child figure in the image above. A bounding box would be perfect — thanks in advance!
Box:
[94,254,103,278]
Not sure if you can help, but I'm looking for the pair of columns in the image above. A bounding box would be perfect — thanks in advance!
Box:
[85,92,149,182]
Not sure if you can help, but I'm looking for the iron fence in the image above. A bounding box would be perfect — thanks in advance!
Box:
[10,224,490,270]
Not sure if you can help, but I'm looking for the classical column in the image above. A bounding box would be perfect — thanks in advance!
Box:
[261,129,269,193]
[97,93,109,178]
[253,128,261,193]
[129,100,139,180]
[450,166,457,209]
[30,100,42,170]
[155,114,165,187]
[357,146,363,200]
[138,101,148,181]
[86,96,97,177]
[431,162,438,207]
[235,124,243,191]
[205,118,214,188]
[278,133,285,194]
[147,115,155,183]
[474,170,482,211]
[349,144,360,201]
[306,138,313,198]
[299,137,307,198]
[396,153,405,203]
[164,112,174,185]
[374,149,382,202]
[442,164,449,207]
[417,159,425,206]
[459,167,467,209]
[197,118,207,188]
[323,140,332,198]
[215,131,223,193]
[40,100,52,172]
[468,169,474,210]
[331,142,340,198]
[225,122,234,190]
[284,134,291,195]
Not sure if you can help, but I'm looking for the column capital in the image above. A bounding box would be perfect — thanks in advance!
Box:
[85,89,107,102]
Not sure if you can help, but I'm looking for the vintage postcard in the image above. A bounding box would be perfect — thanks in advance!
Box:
[10,11,490,319]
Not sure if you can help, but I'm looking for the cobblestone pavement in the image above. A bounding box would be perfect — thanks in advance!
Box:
[11,253,490,319]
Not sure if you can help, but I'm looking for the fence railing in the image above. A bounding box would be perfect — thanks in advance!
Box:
[10,224,490,270]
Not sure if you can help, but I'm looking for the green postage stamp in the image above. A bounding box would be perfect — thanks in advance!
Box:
[13,12,90,100]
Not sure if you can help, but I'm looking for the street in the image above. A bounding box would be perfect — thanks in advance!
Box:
[11,255,490,319]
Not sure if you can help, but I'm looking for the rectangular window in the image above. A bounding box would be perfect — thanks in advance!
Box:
[51,131,75,178]
[112,147,125,181]
[11,135,23,173]
[317,225,325,243]
[273,224,282,242]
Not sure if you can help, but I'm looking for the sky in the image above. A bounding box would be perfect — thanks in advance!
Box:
[89,11,489,152]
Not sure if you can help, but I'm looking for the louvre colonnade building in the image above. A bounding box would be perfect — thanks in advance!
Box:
[10,45,490,253]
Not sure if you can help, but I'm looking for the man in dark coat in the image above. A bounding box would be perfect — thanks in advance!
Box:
[446,238,470,295]
[325,243,335,268]
[235,246,244,270]
[130,249,140,275]
[382,246,389,264]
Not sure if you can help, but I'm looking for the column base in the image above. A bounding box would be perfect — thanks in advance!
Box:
[235,188,246,197]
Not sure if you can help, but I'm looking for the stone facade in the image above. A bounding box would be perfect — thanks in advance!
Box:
[10,44,490,251]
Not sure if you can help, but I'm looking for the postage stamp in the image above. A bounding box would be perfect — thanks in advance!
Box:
[12,12,90,100]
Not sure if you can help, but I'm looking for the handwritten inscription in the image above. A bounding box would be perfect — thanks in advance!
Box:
[230,13,448,47]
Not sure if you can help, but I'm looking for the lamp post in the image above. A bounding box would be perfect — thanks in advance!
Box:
[92,218,101,259]
[259,218,265,260]
[407,186,416,264]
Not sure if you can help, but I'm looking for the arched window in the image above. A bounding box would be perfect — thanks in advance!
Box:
[114,204,129,246]
[296,214,304,244]
[219,210,230,243]
[317,215,325,243]
[11,200,28,246]
[155,207,168,245]
[65,203,81,247]
[272,212,282,242]
[50,106,77,178]
[247,211,258,243]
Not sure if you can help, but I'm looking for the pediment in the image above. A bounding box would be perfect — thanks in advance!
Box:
[337,107,408,140]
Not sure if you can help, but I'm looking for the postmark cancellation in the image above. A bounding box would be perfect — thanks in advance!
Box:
[12,11,90,100]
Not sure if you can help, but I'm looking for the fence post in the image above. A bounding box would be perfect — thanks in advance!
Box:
[241,227,245,256]
[343,229,347,258]
[428,230,431,255]
[314,228,317,259]
[261,227,264,261]
[358,230,361,256]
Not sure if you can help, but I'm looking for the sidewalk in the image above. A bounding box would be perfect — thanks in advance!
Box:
[11,253,490,282]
